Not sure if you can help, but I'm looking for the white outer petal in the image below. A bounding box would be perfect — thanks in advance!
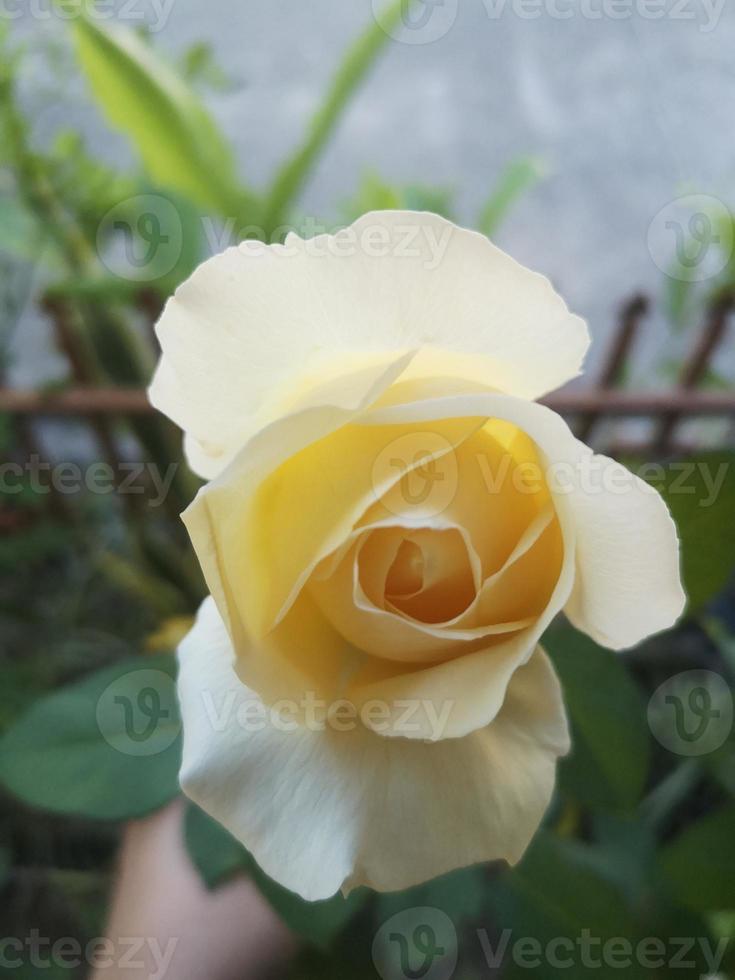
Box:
[177,598,570,901]
[150,210,588,477]
[562,453,686,649]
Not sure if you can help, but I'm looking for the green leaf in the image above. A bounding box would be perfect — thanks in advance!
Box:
[184,802,250,889]
[70,16,250,218]
[639,759,702,829]
[179,41,233,93]
[486,832,638,979]
[589,812,657,903]
[698,624,735,797]
[340,173,454,225]
[253,871,367,950]
[183,803,365,947]
[0,195,49,261]
[547,628,650,811]
[340,172,402,221]
[656,453,735,612]
[376,864,488,923]
[660,804,735,910]
[402,184,454,218]
[0,653,181,819]
[261,0,406,233]
[477,157,545,237]
[664,273,696,332]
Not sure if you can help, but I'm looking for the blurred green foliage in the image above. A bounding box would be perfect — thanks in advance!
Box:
[0,5,734,978]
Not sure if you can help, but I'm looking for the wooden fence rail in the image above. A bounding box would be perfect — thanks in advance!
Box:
[1,291,733,457]
[1,386,734,418]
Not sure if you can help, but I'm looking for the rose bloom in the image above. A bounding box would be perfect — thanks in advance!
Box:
[151,211,684,900]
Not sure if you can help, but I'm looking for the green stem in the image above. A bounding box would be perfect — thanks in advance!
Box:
[260,0,408,235]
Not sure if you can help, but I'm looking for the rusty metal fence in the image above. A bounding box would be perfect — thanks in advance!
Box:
[1,291,734,463]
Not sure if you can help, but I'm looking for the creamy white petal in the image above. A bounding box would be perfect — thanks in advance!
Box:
[153,338,415,479]
[360,391,685,650]
[150,211,588,476]
[562,453,686,649]
[177,598,570,901]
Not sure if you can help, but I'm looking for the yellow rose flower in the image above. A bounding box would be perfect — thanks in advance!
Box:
[151,211,684,900]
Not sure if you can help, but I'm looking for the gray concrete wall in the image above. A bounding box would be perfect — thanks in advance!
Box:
[7,0,735,389]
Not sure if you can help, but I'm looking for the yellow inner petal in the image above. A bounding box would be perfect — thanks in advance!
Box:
[304,413,563,670]
[384,539,424,597]
[383,528,476,624]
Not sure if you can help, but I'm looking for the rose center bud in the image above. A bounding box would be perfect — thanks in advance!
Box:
[381,530,476,624]
[384,539,424,597]
[307,415,564,666]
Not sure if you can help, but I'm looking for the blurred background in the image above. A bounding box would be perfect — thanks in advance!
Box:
[1,1,735,977]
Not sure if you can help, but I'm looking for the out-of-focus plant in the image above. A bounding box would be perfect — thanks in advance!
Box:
[0,2,554,960]
[660,197,734,397]
[2,5,734,975]
[0,1,542,614]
